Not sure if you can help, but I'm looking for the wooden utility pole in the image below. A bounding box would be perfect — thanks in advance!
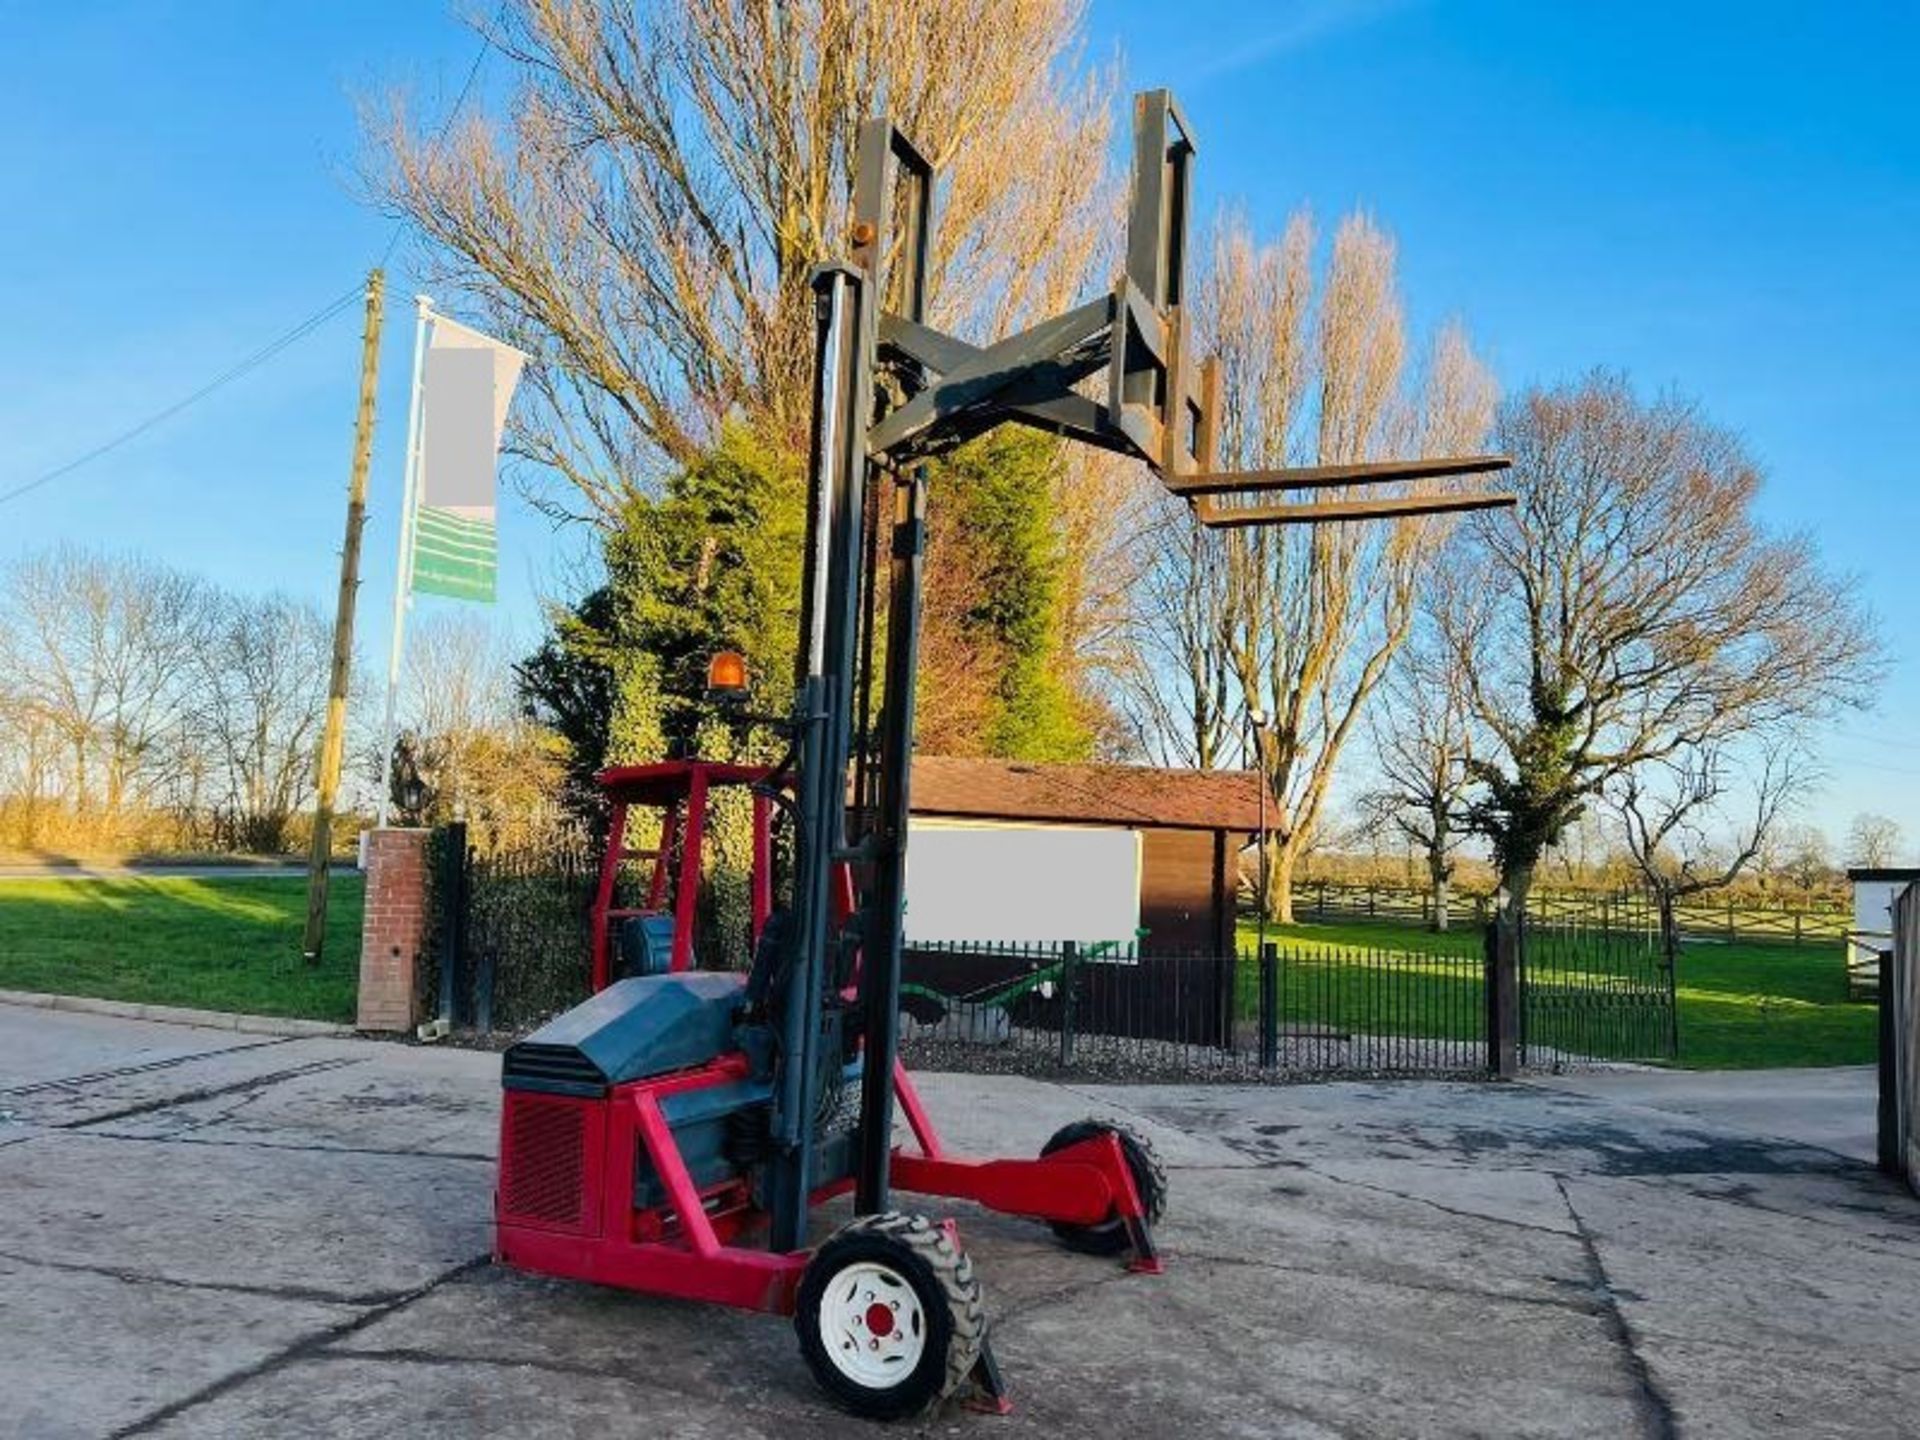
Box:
[304,270,386,964]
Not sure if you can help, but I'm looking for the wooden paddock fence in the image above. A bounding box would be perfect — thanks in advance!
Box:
[1285,880,1847,946]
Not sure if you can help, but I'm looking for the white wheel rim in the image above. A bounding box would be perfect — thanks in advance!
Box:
[816,1259,927,1389]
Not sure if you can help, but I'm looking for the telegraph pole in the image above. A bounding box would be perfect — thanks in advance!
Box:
[304,270,386,964]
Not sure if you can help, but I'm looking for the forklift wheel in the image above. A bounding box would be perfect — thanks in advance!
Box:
[1039,1120,1168,1255]
[795,1213,985,1419]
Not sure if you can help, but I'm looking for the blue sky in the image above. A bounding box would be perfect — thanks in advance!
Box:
[2,1,1915,847]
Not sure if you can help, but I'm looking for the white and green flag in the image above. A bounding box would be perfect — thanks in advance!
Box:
[412,315,527,602]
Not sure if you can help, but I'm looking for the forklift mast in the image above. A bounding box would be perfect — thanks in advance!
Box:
[499,85,1516,1421]
[764,94,1514,1256]
[763,122,935,1249]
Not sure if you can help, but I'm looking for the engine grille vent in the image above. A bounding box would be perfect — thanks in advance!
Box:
[500,1095,587,1230]
[503,1043,604,1093]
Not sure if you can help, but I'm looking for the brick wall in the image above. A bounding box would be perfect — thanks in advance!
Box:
[357,828,430,1032]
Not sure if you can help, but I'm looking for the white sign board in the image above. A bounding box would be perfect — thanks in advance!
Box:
[1851,876,1917,962]
[903,820,1141,945]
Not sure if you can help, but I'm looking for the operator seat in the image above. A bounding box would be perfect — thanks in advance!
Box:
[616,914,683,979]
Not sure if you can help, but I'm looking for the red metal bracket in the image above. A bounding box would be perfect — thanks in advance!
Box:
[892,1060,945,1160]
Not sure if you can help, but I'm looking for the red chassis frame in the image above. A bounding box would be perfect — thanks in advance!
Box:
[497,1056,1162,1316]
[500,756,1163,1318]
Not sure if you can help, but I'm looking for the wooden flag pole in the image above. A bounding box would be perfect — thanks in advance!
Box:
[302,270,386,965]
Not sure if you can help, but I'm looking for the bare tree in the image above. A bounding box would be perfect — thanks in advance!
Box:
[193,595,332,853]
[1613,741,1800,950]
[371,0,1118,520]
[1440,374,1881,907]
[1775,822,1833,895]
[0,673,61,850]
[1118,507,1236,769]
[1541,808,1615,890]
[0,547,213,817]
[1845,812,1905,870]
[401,613,563,843]
[1136,210,1496,921]
[1359,643,1474,930]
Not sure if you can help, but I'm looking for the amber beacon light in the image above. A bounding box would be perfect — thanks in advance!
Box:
[705,649,750,701]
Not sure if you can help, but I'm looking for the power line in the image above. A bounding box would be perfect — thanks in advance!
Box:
[1832,727,1920,754]
[0,283,366,510]
[2,14,501,514]
[380,6,499,267]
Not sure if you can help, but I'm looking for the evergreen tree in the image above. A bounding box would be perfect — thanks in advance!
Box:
[927,430,1093,762]
[602,423,806,758]
[516,425,803,827]
[521,423,1095,831]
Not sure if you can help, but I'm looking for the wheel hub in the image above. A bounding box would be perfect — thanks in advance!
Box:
[818,1260,925,1387]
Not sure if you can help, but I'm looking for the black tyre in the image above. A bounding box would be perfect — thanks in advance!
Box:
[1039,1119,1168,1255]
[794,1212,985,1420]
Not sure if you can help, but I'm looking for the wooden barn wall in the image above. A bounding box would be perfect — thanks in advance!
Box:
[1138,828,1231,955]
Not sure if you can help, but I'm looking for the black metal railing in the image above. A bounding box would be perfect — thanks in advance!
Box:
[900,939,1491,1081]
[423,829,600,1034]
[1292,879,1846,946]
[421,827,1679,1074]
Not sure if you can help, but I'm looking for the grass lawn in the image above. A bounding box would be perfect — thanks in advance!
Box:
[0,876,363,1024]
[1226,918,1486,1050]
[1236,914,1875,1071]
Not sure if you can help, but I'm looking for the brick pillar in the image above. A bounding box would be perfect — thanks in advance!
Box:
[357,828,430,1032]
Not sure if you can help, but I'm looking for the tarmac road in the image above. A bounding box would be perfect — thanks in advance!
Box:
[0,1002,1913,1438]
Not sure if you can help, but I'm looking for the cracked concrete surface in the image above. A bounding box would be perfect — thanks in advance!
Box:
[0,1004,1913,1438]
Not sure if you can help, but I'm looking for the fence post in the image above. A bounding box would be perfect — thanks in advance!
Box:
[1218,950,1236,1055]
[435,820,469,1026]
[1484,922,1496,1074]
[1259,942,1278,1069]
[1661,895,1682,1061]
[1485,906,1520,1079]
[1880,949,1902,1179]
[1059,941,1077,1070]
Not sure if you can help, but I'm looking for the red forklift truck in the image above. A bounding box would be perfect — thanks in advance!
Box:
[493,83,1508,1420]
[495,758,1166,1418]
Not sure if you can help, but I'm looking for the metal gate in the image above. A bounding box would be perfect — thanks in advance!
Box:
[426,823,600,1034]
[901,938,1492,1081]
[1518,894,1678,1065]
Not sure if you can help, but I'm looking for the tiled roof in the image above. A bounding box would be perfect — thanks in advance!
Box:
[909,755,1264,833]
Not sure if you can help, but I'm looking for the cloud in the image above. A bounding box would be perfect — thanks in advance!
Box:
[1183,0,1416,86]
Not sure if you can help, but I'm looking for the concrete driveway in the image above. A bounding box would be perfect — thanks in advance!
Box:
[1533,1065,1880,1165]
[1,1003,1914,1438]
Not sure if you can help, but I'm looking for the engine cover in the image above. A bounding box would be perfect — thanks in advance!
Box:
[502,972,748,1097]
